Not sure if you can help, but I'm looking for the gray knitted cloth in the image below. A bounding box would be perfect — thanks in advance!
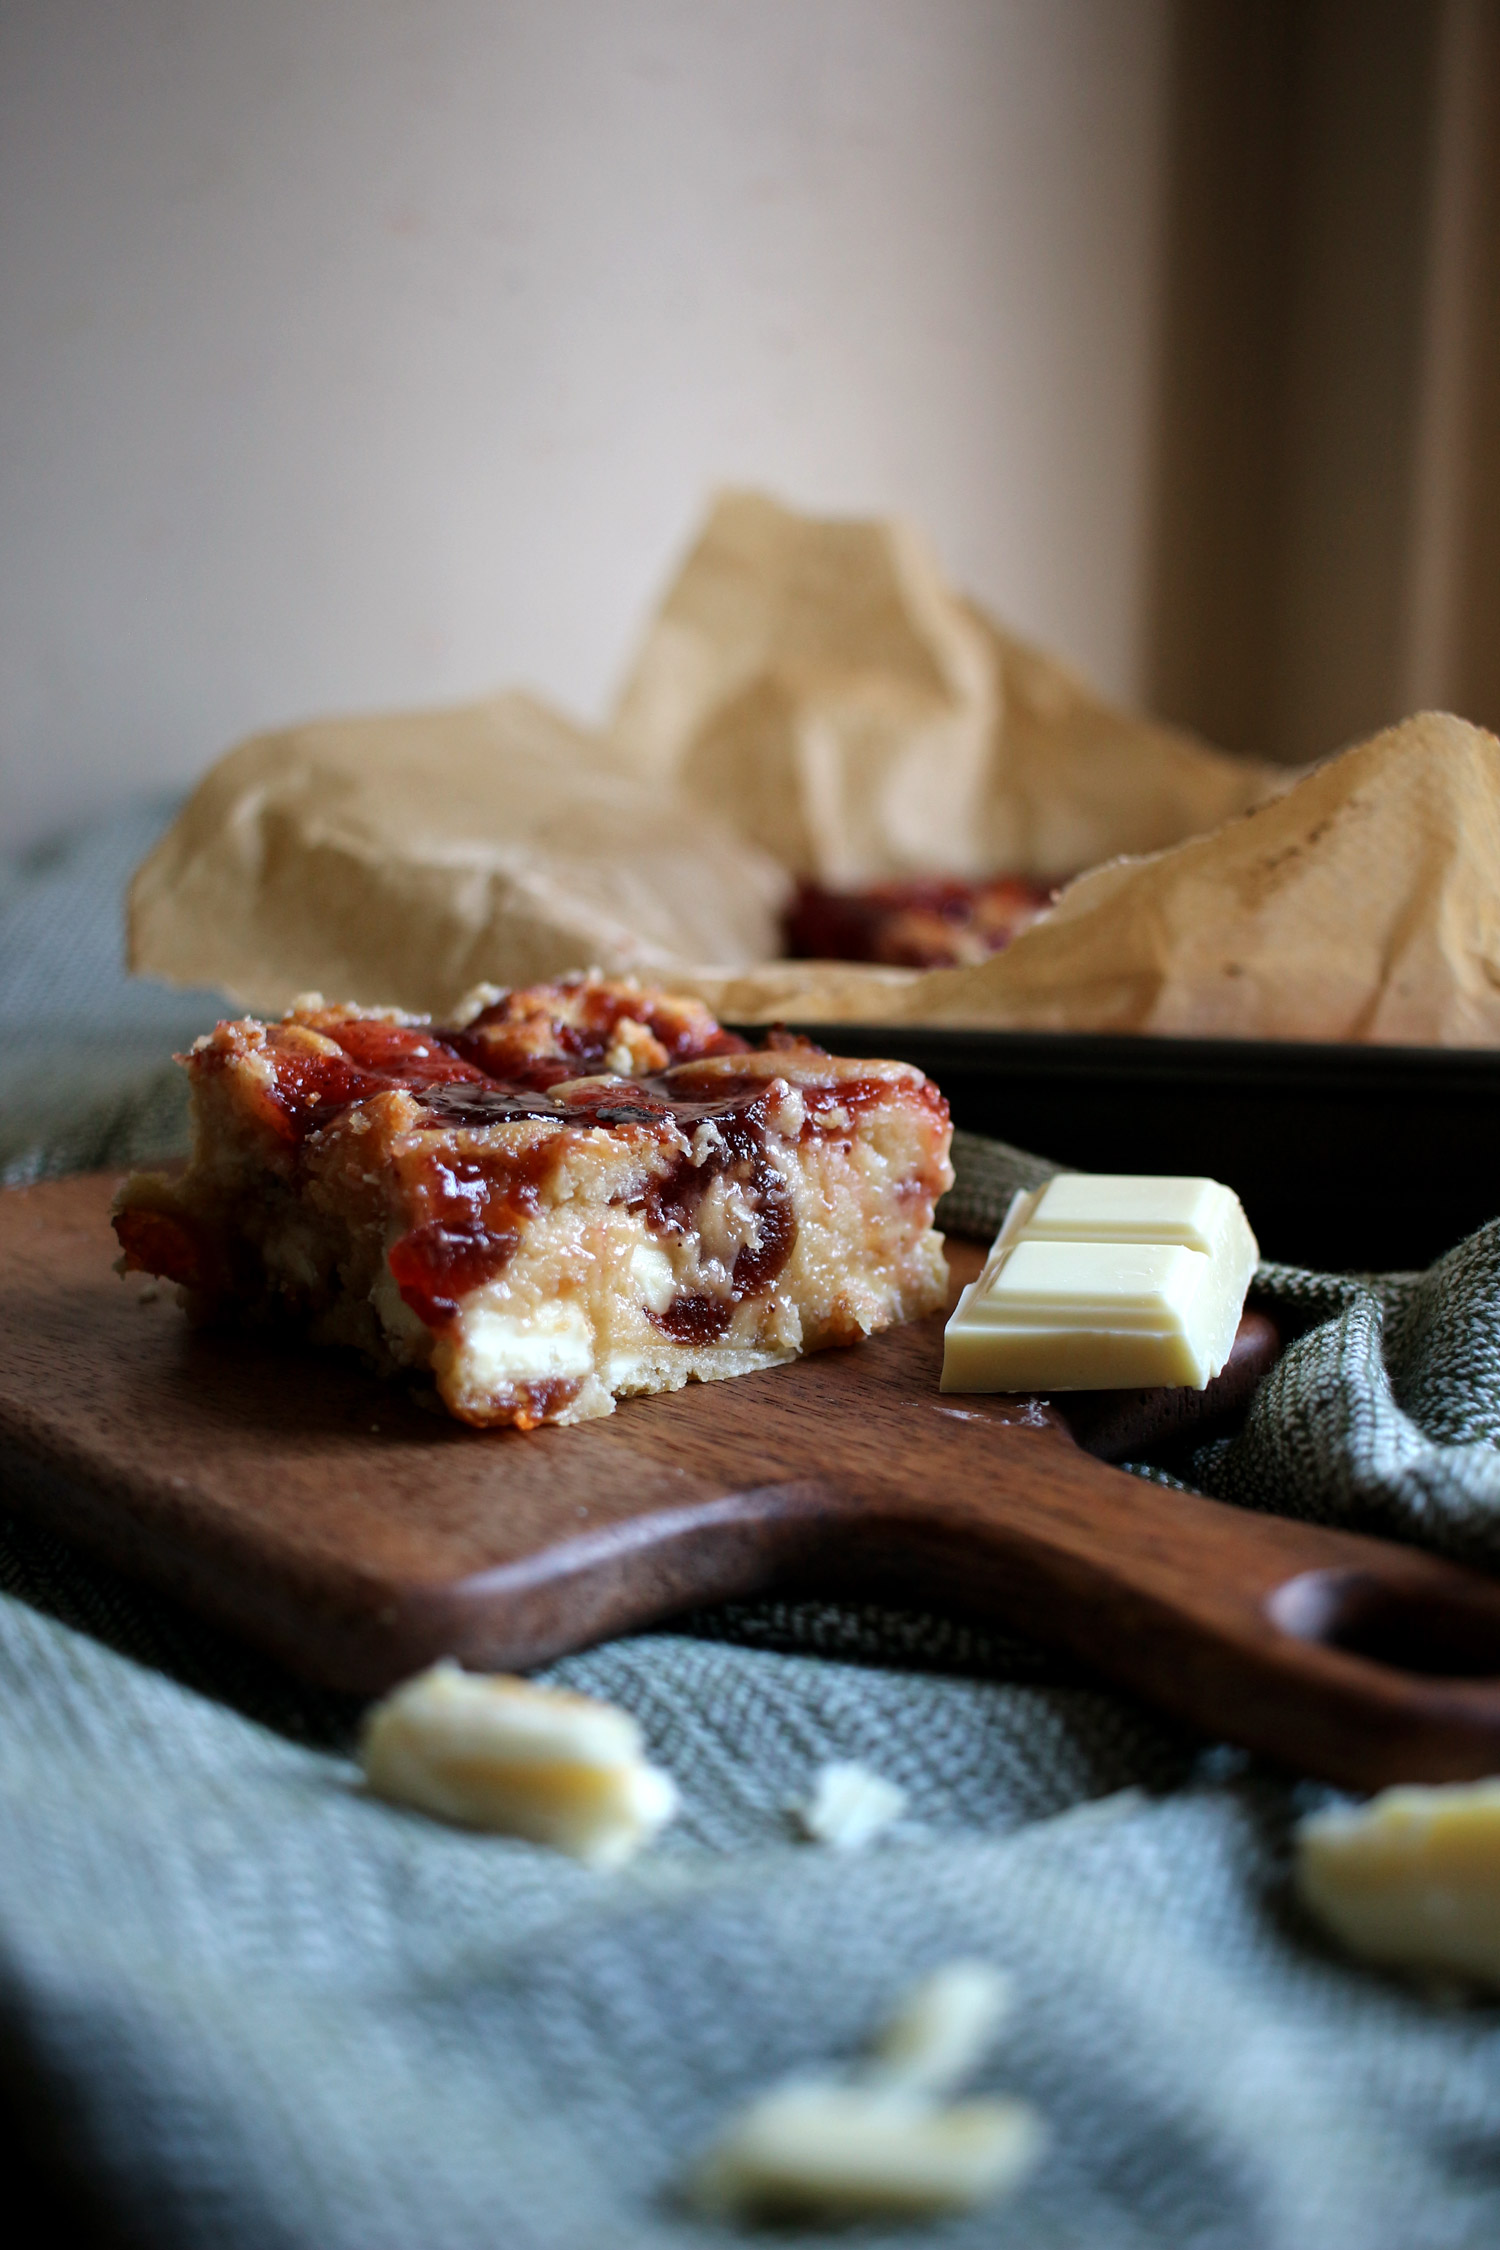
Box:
[3,807,1500,2250]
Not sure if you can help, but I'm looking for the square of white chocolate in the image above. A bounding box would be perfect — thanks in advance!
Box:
[941,1174,1259,1394]
[1015,1174,1241,1254]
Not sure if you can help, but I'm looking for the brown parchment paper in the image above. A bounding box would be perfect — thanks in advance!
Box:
[612,489,1285,882]
[129,691,789,1018]
[678,714,1500,1046]
[134,492,1283,1022]
[137,498,1492,1047]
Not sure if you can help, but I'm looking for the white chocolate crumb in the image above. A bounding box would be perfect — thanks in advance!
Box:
[795,1761,907,1850]
[687,1960,1042,2222]
[689,1119,726,1165]
[360,1661,678,1868]
[449,981,505,1028]
[1296,1778,1500,1988]
[764,1077,806,1138]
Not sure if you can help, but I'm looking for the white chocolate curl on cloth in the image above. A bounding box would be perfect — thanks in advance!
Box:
[682,712,1500,1046]
[128,491,1280,1020]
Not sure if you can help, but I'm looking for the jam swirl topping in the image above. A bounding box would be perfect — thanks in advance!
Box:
[391,1075,802,1338]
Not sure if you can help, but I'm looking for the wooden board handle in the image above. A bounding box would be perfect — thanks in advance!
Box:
[825,1426,1500,1790]
[422,1415,1500,1791]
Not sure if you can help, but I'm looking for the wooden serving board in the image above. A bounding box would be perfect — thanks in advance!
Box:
[4,1172,1500,1789]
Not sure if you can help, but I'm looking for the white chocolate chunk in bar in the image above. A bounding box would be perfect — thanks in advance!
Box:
[360,1662,678,1868]
[941,1173,1259,1393]
[794,1760,908,1850]
[688,1960,1043,2222]
[1296,1780,1500,1988]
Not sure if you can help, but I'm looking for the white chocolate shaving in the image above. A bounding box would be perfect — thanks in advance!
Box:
[866,1961,1013,2098]
[795,1761,908,1850]
[688,1960,1042,2222]
[360,1662,678,1868]
[1296,1779,1500,1988]
[690,2080,1044,2222]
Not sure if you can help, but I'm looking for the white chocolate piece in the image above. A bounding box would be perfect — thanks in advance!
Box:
[942,1173,1258,1393]
[795,1761,908,1850]
[360,1661,679,1868]
[867,1962,1013,2098]
[689,1959,1042,2221]
[1010,1171,1246,1253]
[690,2081,1044,2221]
[1296,1780,1500,1987]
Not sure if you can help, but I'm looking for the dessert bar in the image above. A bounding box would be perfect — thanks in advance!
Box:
[114,976,953,1428]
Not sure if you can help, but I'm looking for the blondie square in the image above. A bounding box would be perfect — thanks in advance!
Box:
[114,977,953,1428]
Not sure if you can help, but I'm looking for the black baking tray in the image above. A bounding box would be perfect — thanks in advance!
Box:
[773,1026,1500,1273]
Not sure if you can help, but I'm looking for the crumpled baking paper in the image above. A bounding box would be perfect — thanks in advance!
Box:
[131,491,1286,1023]
[683,713,1500,1046]
[129,690,789,1018]
[613,489,1281,882]
[135,499,1497,1045]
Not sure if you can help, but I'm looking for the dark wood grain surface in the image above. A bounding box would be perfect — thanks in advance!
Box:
[4,1172,1500,1787]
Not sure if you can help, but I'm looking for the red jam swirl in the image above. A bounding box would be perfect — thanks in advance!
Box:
[386,1141,554,1329]
[445,982,749,1089]
[209,1021,486,1144]
[316,1018,492,1090]
[390,1076,804,1337]
[113,1204,204,1290]
[239,1001,750,1143]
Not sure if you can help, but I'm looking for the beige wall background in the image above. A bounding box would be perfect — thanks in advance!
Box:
[0,0,1173,852]
[7,0,1496,857]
